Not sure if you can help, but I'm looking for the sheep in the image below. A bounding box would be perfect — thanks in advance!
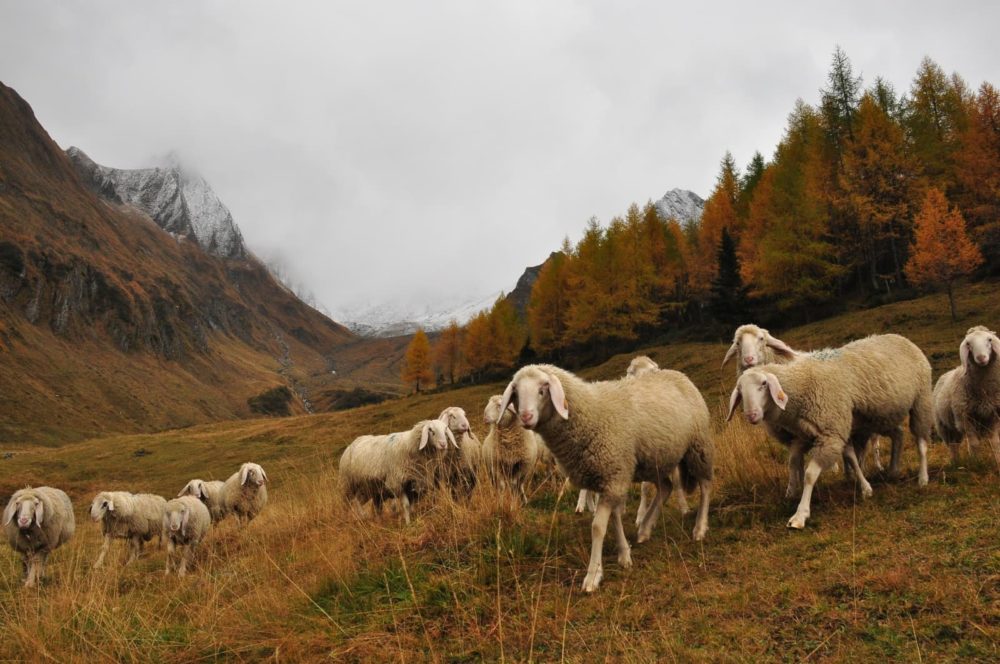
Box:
[726,333,933,530]
[90,491,167,568]
[161,496,212,577]
[498,364,714,593]
[4,486,75,587]
[723,324,885,473]
[437,406,482,495]
[933,326,1000,463]
[221,463,269,525]
[577,356,691,523]
[481,394,539,504]
[178,479,228,523]
[339,419,456,524]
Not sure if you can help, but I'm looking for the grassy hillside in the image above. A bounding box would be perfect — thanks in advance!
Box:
[0,283,997,661]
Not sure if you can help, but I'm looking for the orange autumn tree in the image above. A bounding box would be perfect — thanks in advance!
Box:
[904,188,983,320]
[401,328,434,393]
[432,320,462,385]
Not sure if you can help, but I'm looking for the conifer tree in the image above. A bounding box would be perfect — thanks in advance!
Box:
[401,329,434,393]
[709,228,749,324]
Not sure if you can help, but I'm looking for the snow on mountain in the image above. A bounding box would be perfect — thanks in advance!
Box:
[67,147,246,259]
[654,188,705,226]
[335,291,503,338]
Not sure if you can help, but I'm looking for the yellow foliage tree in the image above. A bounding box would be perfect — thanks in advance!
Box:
[401,328,434,393]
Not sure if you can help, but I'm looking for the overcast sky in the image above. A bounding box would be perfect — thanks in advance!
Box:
[2,1,998,314]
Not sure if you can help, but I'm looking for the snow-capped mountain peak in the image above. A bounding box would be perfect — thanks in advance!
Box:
[334,292,503,338]
[654,188,705,225]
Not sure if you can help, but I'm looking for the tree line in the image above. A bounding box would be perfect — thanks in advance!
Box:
[402,48,996,393]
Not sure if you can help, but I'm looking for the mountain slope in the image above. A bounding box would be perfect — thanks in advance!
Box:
[654,187,705,225]
[0,81,354,444]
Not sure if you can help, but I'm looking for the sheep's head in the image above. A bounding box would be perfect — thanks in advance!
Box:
[90,492,116,521]
[3,490,44,530]
[438,406,471,436]
[498,365,569,430]
[419,419,457,450]
[722,324,798,371]
[178,479,207,500]
[483,395,503,425]
[726,368,788,425]
[626,356,658,378]
[961,326,1000,370]
[239,463,268,487]
[163,500,192,536]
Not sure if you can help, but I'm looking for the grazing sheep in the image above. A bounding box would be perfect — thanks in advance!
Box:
[178,479,228,523]
[162,496,212,577]
[221,463,269,525]
[340,419,456,524]
[934,326,1000,462]
[727,334,933,530]
[90,491,167,568]
[481,394,539,504]
[499,364,714,593]
[4,486,75,587]
[437,406,482,495]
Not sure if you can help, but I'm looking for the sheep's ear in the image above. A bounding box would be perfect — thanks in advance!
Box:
[177,483,191,498]
[240,465,250,486]
[726,386,742,422]
[765,333,797,359]
[106,498,115,512]
[765,373,788,410]
[960,339,972,371]
[181,507,190,536]
[722,343,738,367]
[2,500,15,526]
[260,468,268,484]
[446,427,458,449]
[547,373,569,420]
[34,499,44,526]
[497,381,516,420]
[991,335,1000,360]
[419,424,431,450]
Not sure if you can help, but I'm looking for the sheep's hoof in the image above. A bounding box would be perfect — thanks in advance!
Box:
[618,548,633,569]
[636,528,651,544]
[786,512,808,530]
[582,567,603,593]
[918,472,929,487]
[692,523,708,541]
[860,483,874,499]
[574,506,585,514]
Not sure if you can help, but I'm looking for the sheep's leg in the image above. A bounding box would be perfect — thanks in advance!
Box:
[94,534,111,569]
[635,484,648,527]
[786,442,805,499]
[400,494,412,525]
[669,469,690,516]
[165,540,175,575]
[887,427,905,478]
[611,502,632,569]
[636,482,667,544]
[586,490,598,513]
[788,441,839,529]
[178,546,189,578]
[24,553,37,588]
[842,444,873,498]
[692,476,711,541]
[582,498,613,593]
[575,489,589,514]
[916,435,929,487]
[870,436,884,472]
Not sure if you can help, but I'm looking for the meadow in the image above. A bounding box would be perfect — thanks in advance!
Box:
[0,282,998,662]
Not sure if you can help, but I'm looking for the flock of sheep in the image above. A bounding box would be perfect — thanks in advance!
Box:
[3,462,268,586]
[5,325,997,594]
[340,324,1000,593]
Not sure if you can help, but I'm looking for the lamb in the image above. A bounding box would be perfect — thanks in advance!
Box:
[178,479,228,523]
[339,419,456,524]
[726,333,933,530]
[4,486,75,587]
[90,491,167,568]
[498,363,714,593]
[437,406,482,495]
[933,326,1000,463]
[161,496,212,577]
[481,394,539,504]
[221,462,269,525]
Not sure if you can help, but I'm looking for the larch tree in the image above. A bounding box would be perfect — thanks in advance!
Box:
[954,82,1000,268]
[904,187,983,320]
[433,320,462,385]
[692,153,741,301]
[401,329,434,393]
[528,244,571,355]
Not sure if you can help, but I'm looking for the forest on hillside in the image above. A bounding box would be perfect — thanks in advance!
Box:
[404,48,999,391]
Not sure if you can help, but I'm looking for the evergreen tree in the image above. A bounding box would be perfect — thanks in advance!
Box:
[821,46,863,153]
[709,228,749,324]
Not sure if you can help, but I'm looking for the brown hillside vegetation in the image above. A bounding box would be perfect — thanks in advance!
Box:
[0,82,356,444]
[0,283,997,661]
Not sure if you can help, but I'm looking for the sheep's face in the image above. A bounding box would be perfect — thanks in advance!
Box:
[723,324,797,370]
[420,420,456,451]
[164,504,190,535]
[179,480,206,500]
[3,493,43,530]
[626,356,658,378]
[90,494,115,521]
[239,463,268,487]
[483,396,503,425]
[961,327,1000,369]
[727,369,788,425]
[499,366,569,430]
[440,407,471,435]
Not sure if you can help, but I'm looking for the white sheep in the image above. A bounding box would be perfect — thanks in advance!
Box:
[727,334,933,530]
[162,496,212,577]
[933,326,1000,462]
[221,463,269,525]
[481,394,540,504]
[4,486,75,587]
[339,419,456,524]
[90,491,167,568]
[437,406,482,495]
[499,363,714,593]
[178,479,228,523]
